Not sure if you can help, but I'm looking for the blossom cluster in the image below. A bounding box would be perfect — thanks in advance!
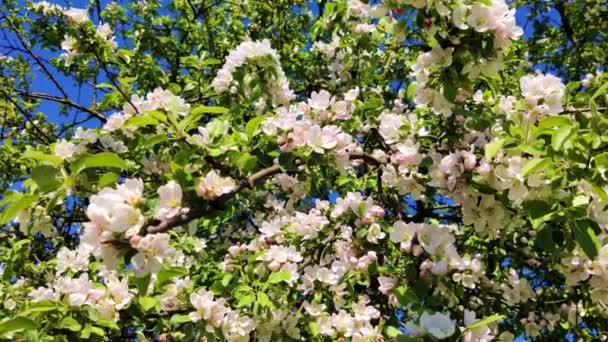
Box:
[407,0,523,115]
[211,40,294,105]
[123,87,191,116]
[30,272,134,321]
[262,88,363,169]
[4,0,607,338]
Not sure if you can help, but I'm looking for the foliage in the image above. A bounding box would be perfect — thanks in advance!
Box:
[0,0,607,340]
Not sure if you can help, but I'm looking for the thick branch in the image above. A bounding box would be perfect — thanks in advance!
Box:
[105,154,382,247]
[146,164,282,235]
[105,164,279,246]
[349,153,381,166]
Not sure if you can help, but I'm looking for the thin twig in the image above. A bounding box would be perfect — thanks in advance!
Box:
[17,91,106,123]
[5,97,52,143]
[0,8,69,99]
[92,50,140,114]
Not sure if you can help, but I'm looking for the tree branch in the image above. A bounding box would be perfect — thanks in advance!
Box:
[92,50,140,115]
[5,96,52,143]
[0,8,69,99]
[104,154,383,247]
[16,91,106,123]
[349,153,381,166]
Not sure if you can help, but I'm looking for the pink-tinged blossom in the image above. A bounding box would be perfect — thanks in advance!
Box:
[467,0,523,45]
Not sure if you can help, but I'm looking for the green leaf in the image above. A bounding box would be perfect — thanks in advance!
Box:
[70,152,128,174]
[248,250,267,264]
[257,292,275,309]
[209,280,225,295]
[191,105,228,116]
[99,172,120,188]
[143,133,169,147]
[0,316,37,336]
[517,142,546,156]
[538,116,571,129]
[81,324,105,339]
[0,194,39,225]
[95,83,115,89]
[116,49,132,64]
[138,297,158,312]
[591,81,608,100]
[178,108,207,132]
[521,158,551,177]
[267,271,291,284]
[443,83,458,102]
[146,110,168,124]
[207,120,229,138]
[202,58,222,66]
[132,274,151,296]
[394,285,419,306]
[96,319,119,330]
[594,153,608,168]
[466,314,505,330]
[524,200,554,229]
[590,183,608,204]
[221,274,234,287]
[22,150,63,166]
[20,301,62,316]
[406,82,417,103]
[234,286,255,307]
[170,314,192,327]
[551,126,573,151]
[484,138,504,160]
[31,165,62,193]
[536,226,555,251]
[245,116,265,138]
[118,76,137,85]
[308,321,320,336]
[385,326,403,337]
[590,99,600,117]
[124,115,159,127]
[235,153,258,174]
[156,266,188,287]
[58,316,81,332]
[572,219,600,259]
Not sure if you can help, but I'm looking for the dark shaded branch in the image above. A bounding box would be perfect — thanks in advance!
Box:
[554,0,581,74]
[105,154,383,247]
[5,96,52,143]
[145,164,282,235]
[349,153,381,166]
[562,106,606,114]
[92,50,140,114]
[104,164,282,248]
[17,91,106,123]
